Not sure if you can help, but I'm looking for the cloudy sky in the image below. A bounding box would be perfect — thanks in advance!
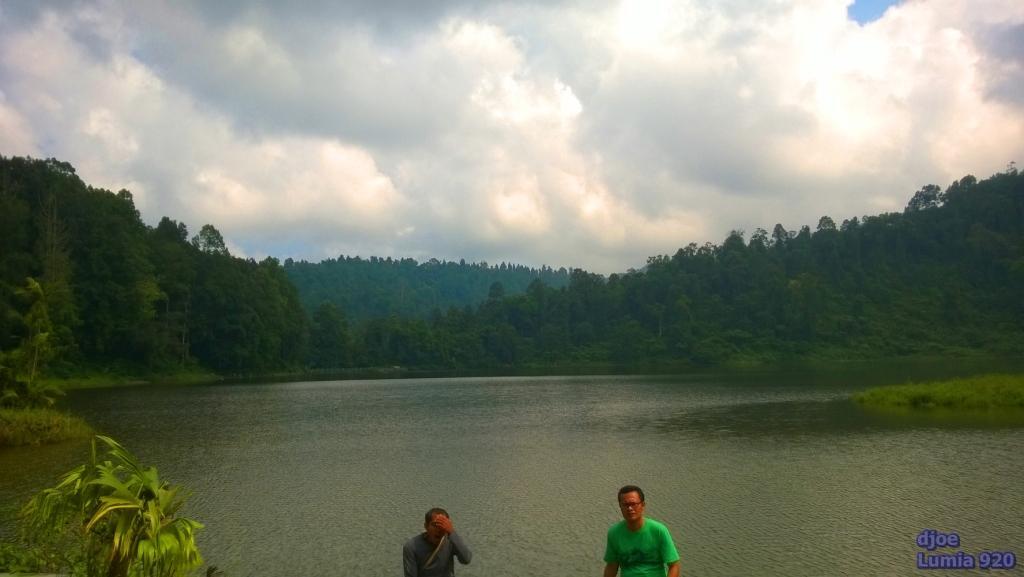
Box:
[1,0,1021,273]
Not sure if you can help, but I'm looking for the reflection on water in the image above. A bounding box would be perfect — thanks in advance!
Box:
[1,367,1022,577]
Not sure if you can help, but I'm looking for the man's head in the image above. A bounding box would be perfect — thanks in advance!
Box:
[423,508,450,544]
[617,485,646,525]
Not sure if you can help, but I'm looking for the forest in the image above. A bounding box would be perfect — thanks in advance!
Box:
[284,254,569,322]
[1,155,1022,384]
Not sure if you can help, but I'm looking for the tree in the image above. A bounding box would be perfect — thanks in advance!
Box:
[63,182,157,359]
[13,278,52,385]
[21,435,204,577]
[191,225,229,256]
[36,192,78,362]
[905,184,943,212]
[0,183,34,352]
[149,218,197,366]
[749,228,769,252]
[282,255,569,322]
[487,281,505,300]
[770,224,788,249]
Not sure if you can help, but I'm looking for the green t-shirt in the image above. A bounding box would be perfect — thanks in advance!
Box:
[603,518,680,577]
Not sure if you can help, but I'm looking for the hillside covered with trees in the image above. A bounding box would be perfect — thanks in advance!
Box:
[336,169,1023,367]
[0,156,306,377]
[284,256,568,321]
[0,156,563,379]
[1,154,1022,384]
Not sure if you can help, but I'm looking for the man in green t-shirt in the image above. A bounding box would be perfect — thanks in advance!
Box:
[602,485,680,577]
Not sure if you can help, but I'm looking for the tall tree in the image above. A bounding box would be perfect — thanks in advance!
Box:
[36,192,78,363]
[191,224,229,256]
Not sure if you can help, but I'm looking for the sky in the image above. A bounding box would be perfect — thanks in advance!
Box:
[1,0,1022,274]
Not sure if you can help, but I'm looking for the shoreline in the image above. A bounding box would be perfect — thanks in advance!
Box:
[29,352,1024,393]
[39,353,1024,390]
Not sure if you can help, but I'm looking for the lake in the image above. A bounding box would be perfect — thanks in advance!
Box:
[2,364,1023,576]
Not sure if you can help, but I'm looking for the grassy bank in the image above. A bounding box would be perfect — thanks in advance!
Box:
[0,407,93,446]
[853,373,1024,410]
[39,367,221,390]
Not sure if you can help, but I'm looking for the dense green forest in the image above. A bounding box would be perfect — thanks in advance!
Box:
[0,156,306,376]
[0,156,562,378]
[284,256,568,321]
[345,169,1023,367]
[1,154,1022,384]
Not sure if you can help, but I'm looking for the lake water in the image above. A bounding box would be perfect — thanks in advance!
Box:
[2,365,1023,576]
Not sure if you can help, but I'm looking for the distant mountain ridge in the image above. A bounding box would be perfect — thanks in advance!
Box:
[283,256,569,321]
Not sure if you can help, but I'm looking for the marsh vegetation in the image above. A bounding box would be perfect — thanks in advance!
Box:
[853,373,1024,410]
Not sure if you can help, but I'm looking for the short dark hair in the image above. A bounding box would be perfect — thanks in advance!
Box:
[424,507,449,525]
[618,485,645,503]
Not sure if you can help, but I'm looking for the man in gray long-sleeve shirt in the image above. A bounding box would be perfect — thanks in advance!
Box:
[403,507,472,577]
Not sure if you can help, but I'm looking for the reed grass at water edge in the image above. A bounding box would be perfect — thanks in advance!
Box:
[853,373,1024,410]
[0,408,92,446]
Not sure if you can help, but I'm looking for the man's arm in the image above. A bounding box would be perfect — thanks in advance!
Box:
[603,562,619,577]
[448,532,472,565]
[402,541,418,577]
[435,516,472,565]
[666,560,680,577]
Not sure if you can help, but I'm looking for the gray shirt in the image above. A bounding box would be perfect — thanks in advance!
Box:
[402,532,472,577]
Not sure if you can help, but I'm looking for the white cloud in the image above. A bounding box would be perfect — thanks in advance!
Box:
[82,107,139,157]
[1,0,1021,273]
[0,92,37,155]
[0,5,412,260]
[192,138,407,234]
[582,0,1024,242]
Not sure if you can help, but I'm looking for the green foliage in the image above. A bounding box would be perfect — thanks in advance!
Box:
[309,301,351,369]
[1,154,1022,375]
[20,435,204,577]
[905,184,944,212]
[0,347,66,414]
[12,277,53,383]
[320,168,1024,370]
[190,224,229,256]
[0,539,63,574]
[0,381,65,409]
[284,255,569,322]
[853,373,1024,410]
[0,156,308,377]
[190,254,308,373]
[0,407,92,446]
[36,190,79,362]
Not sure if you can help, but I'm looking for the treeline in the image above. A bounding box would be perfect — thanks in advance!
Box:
[0,156,306,377]
[2,155,1022,382]
[0,155,562,379]
[284,256,568,321]
[315,168,1024,368]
